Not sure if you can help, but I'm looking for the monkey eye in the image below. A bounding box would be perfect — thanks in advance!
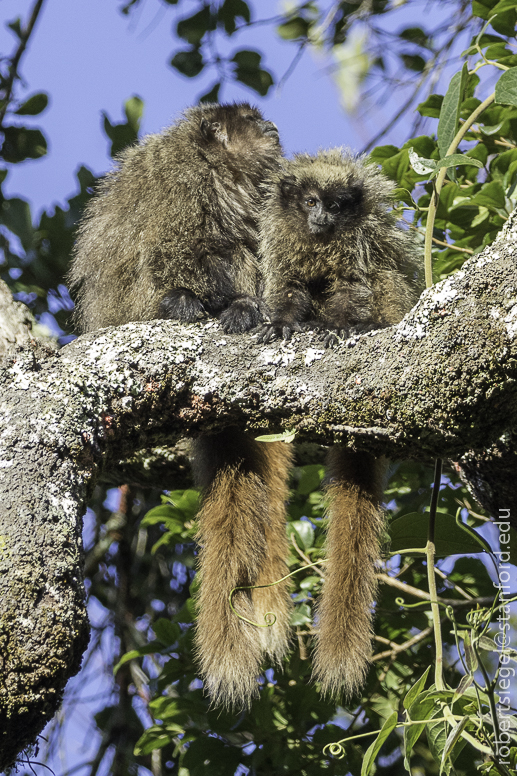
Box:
[305,197,317,208]
[327,201,340,213]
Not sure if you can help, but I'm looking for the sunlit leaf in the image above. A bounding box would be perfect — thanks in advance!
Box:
[495,67,517,106]
[389,512,485,556]
[438,64,468,158]
[362,712,398,776]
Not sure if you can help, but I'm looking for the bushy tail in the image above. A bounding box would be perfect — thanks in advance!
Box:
[192,432,293,708]
[253,442,294,664]
[312,449,387,698]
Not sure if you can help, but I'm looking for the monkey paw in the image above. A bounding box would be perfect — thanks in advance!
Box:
[257,322,303,343]
[159,288,206,323]
[320,322,381,348]
[219,296,265,334]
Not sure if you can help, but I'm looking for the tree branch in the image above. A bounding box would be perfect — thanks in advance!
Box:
[0,210,516,767]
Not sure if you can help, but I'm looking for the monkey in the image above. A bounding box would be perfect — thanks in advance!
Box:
[69,102,282,334]
[68,102,294,708]
[258,148,422,698]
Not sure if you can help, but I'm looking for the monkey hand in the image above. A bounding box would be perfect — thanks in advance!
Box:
[256,321,304,343]
[317,322,381,348]
[218,295,265,334]
[159,288,207,323]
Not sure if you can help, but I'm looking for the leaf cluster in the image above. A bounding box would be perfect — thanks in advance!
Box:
[106,461,516,776]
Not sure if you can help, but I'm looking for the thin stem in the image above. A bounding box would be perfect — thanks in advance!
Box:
[428,458,443,690]
[424,92,496,287]
[0,0,46,126]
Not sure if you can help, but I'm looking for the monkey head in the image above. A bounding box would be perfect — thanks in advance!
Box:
[270,149,395,240]
[184,102,281,181]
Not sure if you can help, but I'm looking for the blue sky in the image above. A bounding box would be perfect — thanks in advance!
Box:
[1,0,466,218]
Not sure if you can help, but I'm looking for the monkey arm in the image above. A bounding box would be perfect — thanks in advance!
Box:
[259,280,313,342]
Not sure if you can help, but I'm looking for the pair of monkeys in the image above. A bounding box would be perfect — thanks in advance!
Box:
[69,102,420,708]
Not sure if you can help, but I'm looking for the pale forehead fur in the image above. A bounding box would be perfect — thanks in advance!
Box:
[279,148,395,200]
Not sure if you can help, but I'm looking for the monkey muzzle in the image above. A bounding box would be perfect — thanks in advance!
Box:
[259,120,280,142]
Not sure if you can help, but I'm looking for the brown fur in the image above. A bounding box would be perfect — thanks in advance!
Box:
[192,432,293,707]
[315,450,387,696]
[68,103,292,708]
[258,149,422,697]
[68,102,282,334]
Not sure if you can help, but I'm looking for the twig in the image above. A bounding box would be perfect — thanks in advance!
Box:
[430,235,474,254]
[434,566,473,600]
[371,625,433,662]
[0,0,46,126]
[290,534,325,578]
[377,572,494,607]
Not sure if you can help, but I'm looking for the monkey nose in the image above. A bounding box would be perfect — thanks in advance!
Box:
[259,121,280,140]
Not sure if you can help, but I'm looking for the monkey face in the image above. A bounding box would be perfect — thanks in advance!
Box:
[279,177,365,236]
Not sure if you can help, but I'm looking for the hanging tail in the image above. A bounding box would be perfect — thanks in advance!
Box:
[192,431,293,708]
[312,448,387,698]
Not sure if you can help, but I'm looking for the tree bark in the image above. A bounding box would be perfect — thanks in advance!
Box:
[0,212,516,767]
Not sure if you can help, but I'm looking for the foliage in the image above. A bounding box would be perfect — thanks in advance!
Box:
[1,1,517,775]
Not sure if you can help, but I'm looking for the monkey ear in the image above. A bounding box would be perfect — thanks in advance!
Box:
[279,176,297,200]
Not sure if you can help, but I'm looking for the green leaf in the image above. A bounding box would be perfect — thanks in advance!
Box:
[290,603,312,626]
[403,665,431,709]
[431,153,484,178]
[492,0,517,10]
[361,712,398,776]
[256,429,296,442]
[183,735,242,775]
[153,618,181,645]
[389,512,485,556]
[288,520,315,551]
[218,0,250,34]
[464,631,478,673]
[401,54,426,72]
[495,67,517,106]
[7,18,22,39]
[468,180,506,209]
[490,6,517,36]
[427,712,467,775]
[113,641,163,674]
[232,49,274,96]
[369,144,399,162]
[438,64,468,159]
[404,692,438,769]
[295,464,325,495]
[440,717,470,775]
[177,7,213,46]
[163,489,200,518]
[452,673,474,703]
[277,17,310,40]
[417,94,444,119]
[171,49,204,77]
[124,95,143,132]
[408,147,436,175]
[199,82,220,103]
[399,26,429,47]
[134,725,176,756]
[1,197,33,250]
[299,575,321,590]
[102,106,139,157]
[472,0,500,20]
[1,126,47,163]
[15,92,49,116]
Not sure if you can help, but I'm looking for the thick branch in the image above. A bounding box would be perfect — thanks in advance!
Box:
[0,211,516,766]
